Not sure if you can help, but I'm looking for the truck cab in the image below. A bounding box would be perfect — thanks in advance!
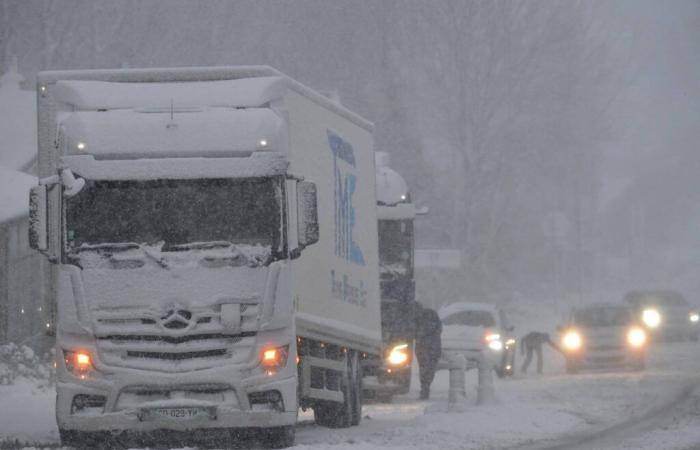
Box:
[362,152,419,401]
[29,67,381,448]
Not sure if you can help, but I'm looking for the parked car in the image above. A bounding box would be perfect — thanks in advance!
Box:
[438,302,516,377]
[624,290,699,342]
[559,303,647,373]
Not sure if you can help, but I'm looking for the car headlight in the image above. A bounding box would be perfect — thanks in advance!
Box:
[689,312,699,323]
[387,343,410,366]
[505,338,516,348]
[562,331,582,351]
[627,327,647,348]
[484,333,503,351]
[642,308,661,328]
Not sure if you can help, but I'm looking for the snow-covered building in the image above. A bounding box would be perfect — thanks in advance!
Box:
[0,59,51,349]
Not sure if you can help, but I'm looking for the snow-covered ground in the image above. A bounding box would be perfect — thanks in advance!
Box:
[1,340,698,450]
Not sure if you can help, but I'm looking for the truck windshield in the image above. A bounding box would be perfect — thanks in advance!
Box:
[65,177,284,257]
[378,219,414,279]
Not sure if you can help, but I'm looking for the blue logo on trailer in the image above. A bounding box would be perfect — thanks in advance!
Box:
[328,130,365,266]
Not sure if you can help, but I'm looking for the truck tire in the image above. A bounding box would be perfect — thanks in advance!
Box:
[261,425,296,448]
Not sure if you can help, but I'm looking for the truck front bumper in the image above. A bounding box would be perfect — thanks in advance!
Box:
[56,367,297,433]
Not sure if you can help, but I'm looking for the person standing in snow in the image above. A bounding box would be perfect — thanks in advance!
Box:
[520,331,560,374]
[414,305,442,400]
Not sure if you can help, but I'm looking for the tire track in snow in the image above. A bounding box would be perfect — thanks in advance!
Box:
[514,379,700,450]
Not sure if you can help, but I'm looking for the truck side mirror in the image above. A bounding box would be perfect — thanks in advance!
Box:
[29,184,49,252]
[297,181,319,248]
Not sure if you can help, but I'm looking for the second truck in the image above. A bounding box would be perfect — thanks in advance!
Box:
[362,152,420,402]
[29,66,382,448]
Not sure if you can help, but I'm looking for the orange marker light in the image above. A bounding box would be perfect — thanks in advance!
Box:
[260,346,289,370]
[263,349,278,364]
[76,353,91,367]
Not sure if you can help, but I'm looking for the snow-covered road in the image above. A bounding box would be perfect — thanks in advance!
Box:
[1,341,699,450]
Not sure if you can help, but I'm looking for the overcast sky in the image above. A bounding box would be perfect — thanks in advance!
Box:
[600,0,700,205]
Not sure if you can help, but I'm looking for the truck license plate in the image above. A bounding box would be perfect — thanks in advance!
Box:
[141,407,214,421]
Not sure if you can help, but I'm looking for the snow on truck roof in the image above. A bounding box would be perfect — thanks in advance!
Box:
[38,65,373,131]
[60,107,285,159]
[53,77,288,110]
[438,302,499,319]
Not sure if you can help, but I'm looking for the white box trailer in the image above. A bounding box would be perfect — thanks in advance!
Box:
[29,66,381,448]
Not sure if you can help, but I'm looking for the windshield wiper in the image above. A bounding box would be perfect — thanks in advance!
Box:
[140,244,169,269]
[74,243,141,253]
[165,241,233,251]
[72,242,169,269]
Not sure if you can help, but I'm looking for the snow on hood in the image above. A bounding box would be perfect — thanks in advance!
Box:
[76,244,272,311]
[380,262,408,277]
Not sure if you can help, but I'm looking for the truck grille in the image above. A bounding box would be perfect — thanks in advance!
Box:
[93,303,260,372]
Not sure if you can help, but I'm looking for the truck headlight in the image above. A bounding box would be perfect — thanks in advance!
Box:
[689,312,699,323]
[63,350,94,379]
[260,345,289,375]
[484,333,503,351]
[387,343,410,366]
[562,331,582,351]
[642,308,661,328]
[627,327,647,348]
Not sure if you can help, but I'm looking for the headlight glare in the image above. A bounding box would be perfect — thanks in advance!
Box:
[562,331,582,351]
[642,308,661,328]
[689,312,699,323]
[488,340,503,351]
[63,350,94,379]
[387,343,410,366]
[627,327,647,348]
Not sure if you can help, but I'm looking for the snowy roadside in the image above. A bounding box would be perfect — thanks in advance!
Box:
[294,342,698,450]
[1,342,697,450]
[0,378,58,444]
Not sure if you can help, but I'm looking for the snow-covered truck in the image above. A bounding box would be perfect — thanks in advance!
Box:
[362,152,419,401]
[28,66,381,448]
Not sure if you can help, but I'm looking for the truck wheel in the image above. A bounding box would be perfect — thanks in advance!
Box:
[349,351,362,426]
[261,425,296,448]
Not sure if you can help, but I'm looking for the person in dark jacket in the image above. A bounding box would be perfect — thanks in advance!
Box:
[414,306,443,400]
[520,331,560,374]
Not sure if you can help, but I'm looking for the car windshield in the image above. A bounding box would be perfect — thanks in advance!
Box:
[65,177,284,256]
[573,307,632,328]
[625,291,688,308]
[443,310,496,327]
[378,219,414,279]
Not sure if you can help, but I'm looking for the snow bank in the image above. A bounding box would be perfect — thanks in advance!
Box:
[0,166,36,222]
